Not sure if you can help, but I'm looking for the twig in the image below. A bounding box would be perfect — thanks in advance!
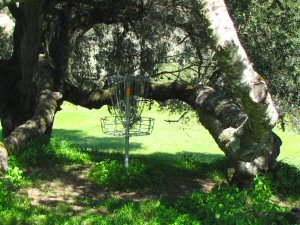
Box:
[164,111,189,123]
[152,65,195,77]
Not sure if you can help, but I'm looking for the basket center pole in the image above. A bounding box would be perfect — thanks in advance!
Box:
[125,81,131,169]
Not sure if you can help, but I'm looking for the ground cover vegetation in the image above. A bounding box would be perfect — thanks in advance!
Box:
[0,104,299,224]
[0,135,299,224]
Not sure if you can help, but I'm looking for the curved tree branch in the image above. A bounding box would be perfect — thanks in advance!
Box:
[0,58,62,173]
[194,0,279,133]
[64,79,281,167]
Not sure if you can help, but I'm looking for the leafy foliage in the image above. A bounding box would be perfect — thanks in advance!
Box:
[266,162,300,196]
[0,11,13,59]
[0,137,299,224]
[227,0,300,127]
[0,156,25,215]
[89,159,123,188]
[89,159,163,189]
[176,176,286,224]
[5,156,24,188]
[68,0,300,126]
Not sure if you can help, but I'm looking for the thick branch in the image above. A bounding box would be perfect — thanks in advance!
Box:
[151,82,281,169]
[2,90,62,152]
[63,79,281,175]
[88,4,145,26]
[68,0,146,34]
[0,59,62,172]
[64,83,111,109]
[196,0,279,137]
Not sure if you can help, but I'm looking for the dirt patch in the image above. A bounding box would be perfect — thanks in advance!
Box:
[20,164,216,213]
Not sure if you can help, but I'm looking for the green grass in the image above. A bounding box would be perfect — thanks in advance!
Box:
[274,128,300,166]
[1,138,299,225]
[1,101,298,164]
[0,102,299,224]
[53,102,223,157]
[52,102,300,165]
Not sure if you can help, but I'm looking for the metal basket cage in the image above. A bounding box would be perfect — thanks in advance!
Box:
[101,116,155,137]
[107,75,151,123]
[100,75,154,169]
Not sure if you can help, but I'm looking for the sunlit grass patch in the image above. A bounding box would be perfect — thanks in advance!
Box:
[0,101,299,224]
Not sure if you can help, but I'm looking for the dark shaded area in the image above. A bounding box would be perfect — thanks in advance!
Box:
[53,128,142,152]
[3,136,299,224]
[24,150,228,199]
[265,162,300,197]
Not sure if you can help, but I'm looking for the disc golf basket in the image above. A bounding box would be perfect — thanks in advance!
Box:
[100,75,154,169]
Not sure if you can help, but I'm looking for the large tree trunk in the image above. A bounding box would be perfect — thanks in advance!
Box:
[192,0,281,176]
[0,0,147,173]
[0,1,66,173]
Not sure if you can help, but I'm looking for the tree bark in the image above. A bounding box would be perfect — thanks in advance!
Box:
[150,82,280,166]
[0,57,62,172]
[189,0,280,163]
[0,1,62,172]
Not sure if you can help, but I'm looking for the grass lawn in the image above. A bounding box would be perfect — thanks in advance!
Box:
[0,102,299,224]
[52,102,300,166]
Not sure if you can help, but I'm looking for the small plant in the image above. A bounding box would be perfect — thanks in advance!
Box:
[266,162,300,196]
[178,154,198,171]
[89,159,164,189]
[5,157,24,188]
[123,159,151,188]
[89,159,123,188]
[250,174,278,211]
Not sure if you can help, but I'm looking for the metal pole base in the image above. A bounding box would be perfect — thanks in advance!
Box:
[125,156,129,170]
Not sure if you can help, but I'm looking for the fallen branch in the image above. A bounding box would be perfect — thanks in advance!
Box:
[164,111,189,123]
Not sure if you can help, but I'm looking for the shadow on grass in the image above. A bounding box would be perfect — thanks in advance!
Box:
[53,128,142,152]
[265,161,300,197]
[24,149,229,203]
[5,139,300,225]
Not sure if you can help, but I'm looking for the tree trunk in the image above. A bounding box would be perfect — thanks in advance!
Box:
[0,1,65,172]
[189,0,281,176]
[0,0,147,173]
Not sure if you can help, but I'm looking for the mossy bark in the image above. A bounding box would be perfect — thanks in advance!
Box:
[0,1,67,172]
[150,82,281,175]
